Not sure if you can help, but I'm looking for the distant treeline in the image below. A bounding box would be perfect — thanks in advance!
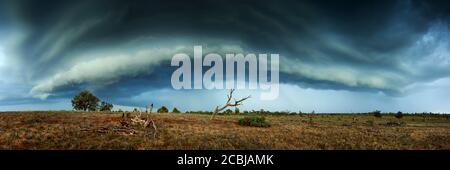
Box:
[184,109,450,117]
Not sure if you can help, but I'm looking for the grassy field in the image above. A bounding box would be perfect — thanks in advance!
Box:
[0,111,449,150]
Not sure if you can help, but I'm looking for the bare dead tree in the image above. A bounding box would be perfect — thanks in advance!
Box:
[145,103,157,138]
[121,103,158,138]
[210,89,250,120]
[145,103,154,114]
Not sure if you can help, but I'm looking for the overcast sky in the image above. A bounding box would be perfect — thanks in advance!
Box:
[0,0,450,113]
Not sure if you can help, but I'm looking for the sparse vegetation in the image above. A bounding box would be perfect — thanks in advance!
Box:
[238,116,270,127]
[0,111,448,149]
[385,121,404,126]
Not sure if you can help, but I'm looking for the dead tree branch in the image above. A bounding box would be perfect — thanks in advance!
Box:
[210,89,250,120]
[121,103,158,138]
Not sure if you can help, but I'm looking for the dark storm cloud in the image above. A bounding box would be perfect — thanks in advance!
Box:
[1,0,450,106]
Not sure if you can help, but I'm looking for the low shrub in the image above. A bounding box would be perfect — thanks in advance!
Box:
[385,121,404,126]
[238,116,270,127]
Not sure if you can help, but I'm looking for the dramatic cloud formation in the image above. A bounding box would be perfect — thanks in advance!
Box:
[0,0,450,112]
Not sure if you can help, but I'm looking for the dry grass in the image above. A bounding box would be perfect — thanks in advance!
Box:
[0,111,449,150]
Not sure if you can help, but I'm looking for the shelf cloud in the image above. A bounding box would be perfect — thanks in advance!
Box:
[1,0,450,112]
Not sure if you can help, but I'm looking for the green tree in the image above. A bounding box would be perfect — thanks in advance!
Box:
[99,101,113,111]
[172,107,181,113]
[71,90,99,111]
[158,106,169,113]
